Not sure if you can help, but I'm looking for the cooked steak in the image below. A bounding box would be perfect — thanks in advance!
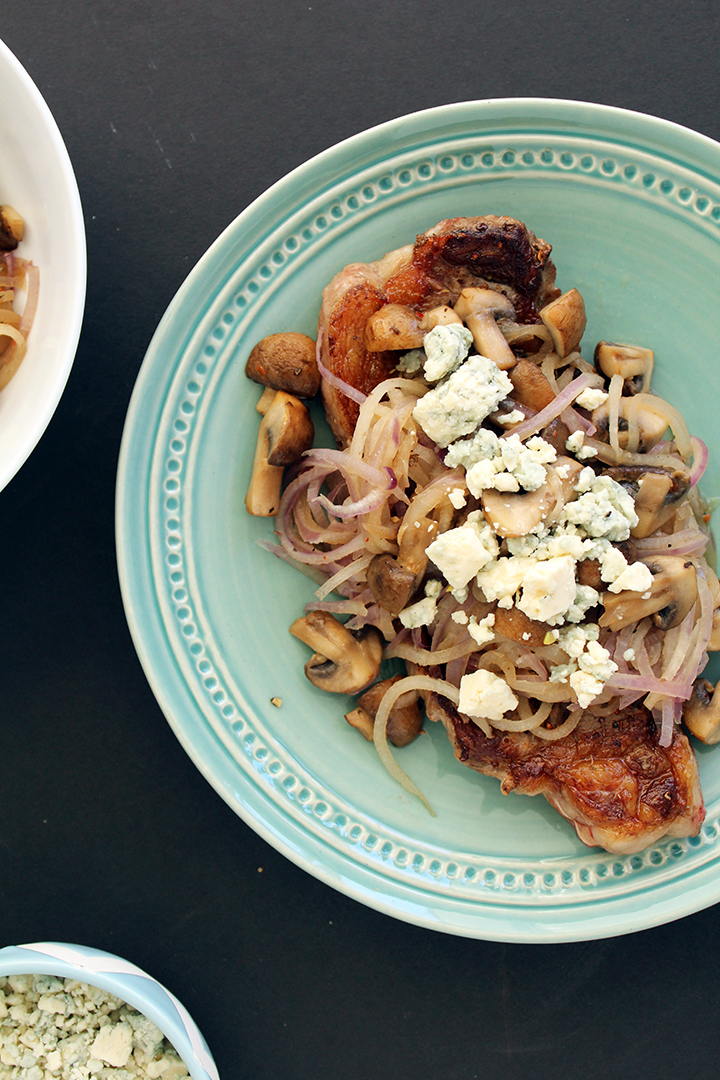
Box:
[317,215,558,446]
[425,691,705,853]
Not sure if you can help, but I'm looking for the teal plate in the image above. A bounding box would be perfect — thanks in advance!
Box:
[116,99,720,942]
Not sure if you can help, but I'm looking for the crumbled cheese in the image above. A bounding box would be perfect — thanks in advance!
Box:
[607,561,654,594]
[412,354,513,447]
[448,487,467,509]
[495,408,525,427]
[476,555,538,610]
[575,386,609,411]
[426,512,499,591]
[421,323,473,381]
[396,348,424,374]
[398,579,443,628]
[623,647,636,662]
[561,473,638,540]
[569,669,605,708]
[565,583,600,623]
[458,668,518,721]
[451,610,469,625]
[446,430,556,496]
[467,612,496,647]
[565,429,598,460]
[549,622,618,706]
[515,555,577,624]
[0,976,190,1080]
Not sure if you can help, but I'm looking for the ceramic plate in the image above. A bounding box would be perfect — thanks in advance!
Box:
[116,99,720,942]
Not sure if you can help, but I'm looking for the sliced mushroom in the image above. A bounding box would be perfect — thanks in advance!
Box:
[606,464,691,539]
[351,676,423,747]
[245,391,314,516]
[453,288,516,369]
[364,303,462,352]
[591,393,670,453]
[492,605,549,647]
[539,289,587,357]
[538,415,572,456]
[396,513,439,577]
[0,205,23,251]
[683,678,720,744]
[366,553,418,615]
[599,555,697,631]
[290,611,383,694]
[246,332,320,398]
[481,456,583,538]
[595,341,654,395]
[509,358,556,411]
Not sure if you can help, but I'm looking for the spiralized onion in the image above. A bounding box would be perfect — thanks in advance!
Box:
[373,675,461,813]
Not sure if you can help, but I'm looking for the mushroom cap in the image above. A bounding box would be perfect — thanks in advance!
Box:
[0,205,23,250]
[357,676,423,747]
[264,391,314,466]
[683,678,720,744]
[607,464,690,539]
[480,456,582,538]
[539,288,587,358]
[246,332,320,398]
[595,341,654,394]
[599,555,697,631]
[366,553,418,615]
[290,610,383,694]
[364,303,423,352]
[509,358,556,411]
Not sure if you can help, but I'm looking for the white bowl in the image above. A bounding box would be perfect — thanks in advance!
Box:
[0,942,219,1080]
[0,37,85,492]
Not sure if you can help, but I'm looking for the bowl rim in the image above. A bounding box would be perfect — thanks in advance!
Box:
[0,941,218,1080]
[0,35,86,493]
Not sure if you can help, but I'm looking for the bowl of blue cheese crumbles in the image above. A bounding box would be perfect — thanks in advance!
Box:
[0,943,218,1080]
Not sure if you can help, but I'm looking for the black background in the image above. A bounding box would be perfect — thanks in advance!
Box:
[4,3,720,1078]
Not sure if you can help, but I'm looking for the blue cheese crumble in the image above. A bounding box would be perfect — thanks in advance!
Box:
[412,354,512,447]
[0,975,190,1079]
[421,324,473,382]
[458,669,518,721]
[446,430,556,497]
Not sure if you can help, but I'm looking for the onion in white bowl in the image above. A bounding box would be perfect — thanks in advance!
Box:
[0,36,85,493]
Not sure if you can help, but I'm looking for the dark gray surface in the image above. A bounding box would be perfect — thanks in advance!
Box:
[3,3,720,1078]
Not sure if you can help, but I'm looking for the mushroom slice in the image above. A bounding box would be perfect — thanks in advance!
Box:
[453,288,516,369]
[290,611,383,694]
[364,304,423,352]
[539,288,587,358]
[591,394,671,453]
[480,456,582,538]
[366,553,418,616]
[364,303,463,352]
[509,358,556,411]
[595,341,654,395]
[493,606,550,647]
[246,331,320,398]
[245,391,314,516]
[352,676,423,747]
[606,464,691,539]
[599,555,697,631]
[264,391,314,467]
[683,678,720,744]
